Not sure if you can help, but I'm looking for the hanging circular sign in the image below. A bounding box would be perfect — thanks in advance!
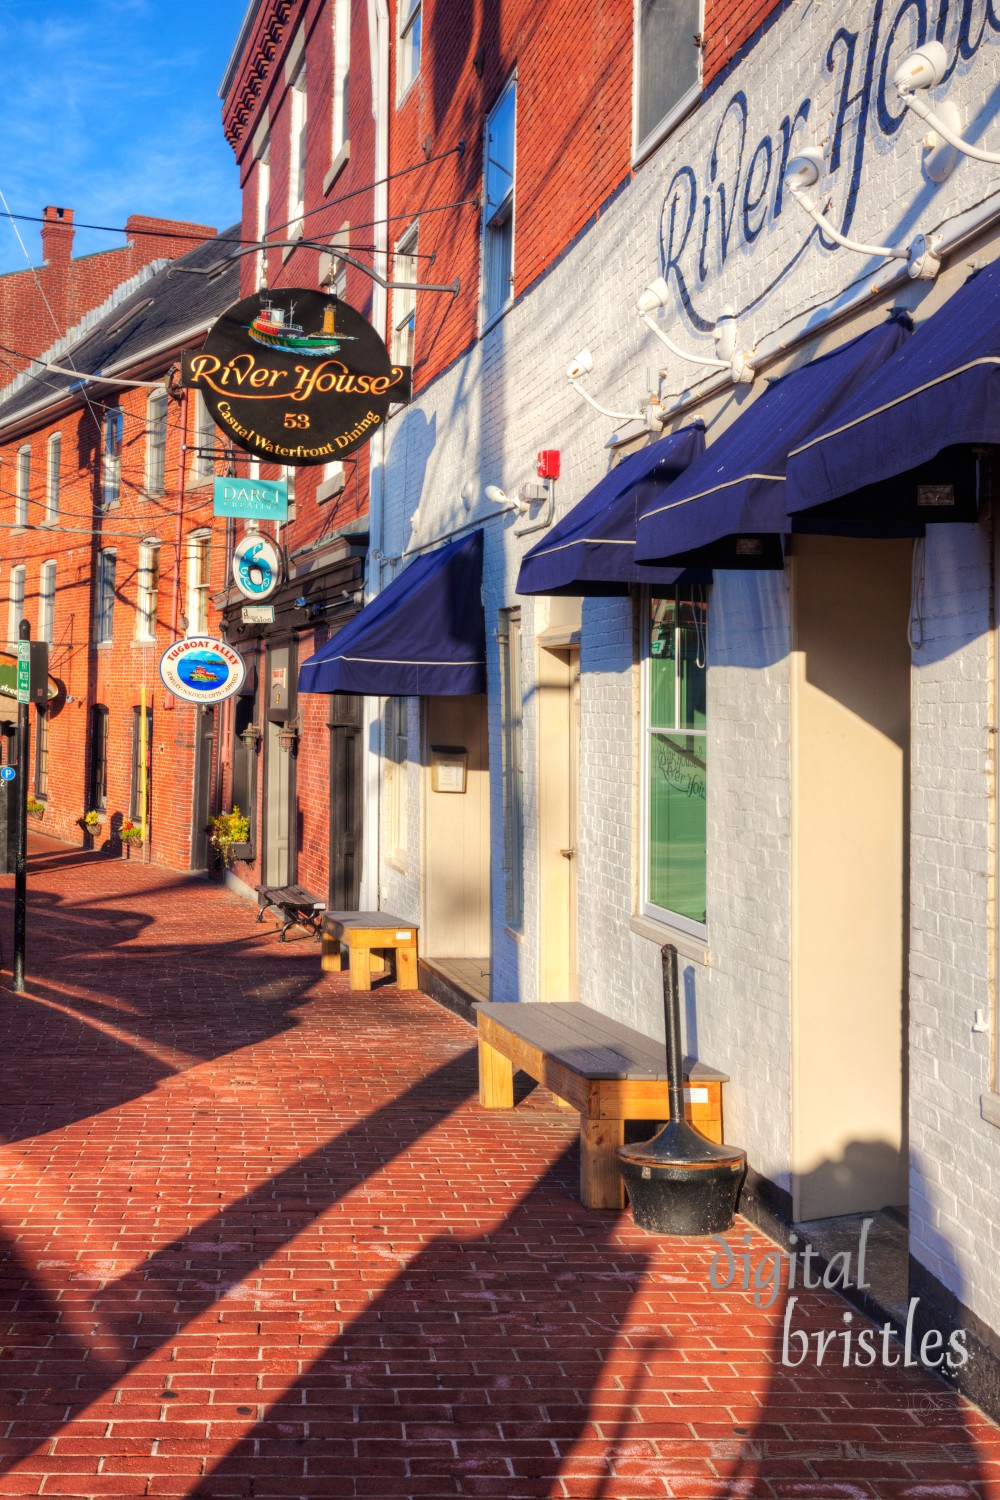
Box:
[180,289,412,466]
[233,532,281,600]
[159,637,246,704]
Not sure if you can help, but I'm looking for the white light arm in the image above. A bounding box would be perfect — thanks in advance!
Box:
[639,311,731,370]
[898,86,1000,165]
[787,181,906,260]
[568,376,642,422]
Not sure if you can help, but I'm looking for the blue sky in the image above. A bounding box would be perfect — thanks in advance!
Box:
[0,0,247,276]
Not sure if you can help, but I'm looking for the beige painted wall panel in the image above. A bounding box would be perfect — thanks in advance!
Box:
[792,536,911,1220]
[424,695,491,957]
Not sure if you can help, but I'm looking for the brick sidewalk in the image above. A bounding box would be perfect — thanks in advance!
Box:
[0,847,996,1498]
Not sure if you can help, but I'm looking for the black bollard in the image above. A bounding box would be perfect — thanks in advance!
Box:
[617,944,746,1235]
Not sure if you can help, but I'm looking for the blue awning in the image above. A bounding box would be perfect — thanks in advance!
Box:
[516,425,706,596]
[634,318,913,568]
[787,261,1000,523]
[298,530,487,696]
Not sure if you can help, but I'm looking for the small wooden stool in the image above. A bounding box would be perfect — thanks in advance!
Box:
[321,911,419,991]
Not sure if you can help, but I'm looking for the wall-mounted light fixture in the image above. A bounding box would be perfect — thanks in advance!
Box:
[895,42,1000,168]
[636,279,755,384]
[784,146,942,279]
[564,348,664,428]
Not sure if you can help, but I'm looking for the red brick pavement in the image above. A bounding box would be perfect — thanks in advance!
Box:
[0,844,995,1498]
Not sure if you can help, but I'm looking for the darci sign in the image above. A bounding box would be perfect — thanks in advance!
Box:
[182,290,412,466]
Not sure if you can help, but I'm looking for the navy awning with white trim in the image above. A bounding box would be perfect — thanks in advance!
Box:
[788,259,1000,518]
[635,318,912,568]
[298,529,487,696]
[516,424,705,596]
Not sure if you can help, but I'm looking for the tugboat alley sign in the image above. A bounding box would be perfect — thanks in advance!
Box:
[181,290,412,466]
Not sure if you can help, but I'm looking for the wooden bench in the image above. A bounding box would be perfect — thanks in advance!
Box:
[474,1000,729,1211]
[321,911,419,991]
[255,884,326,942]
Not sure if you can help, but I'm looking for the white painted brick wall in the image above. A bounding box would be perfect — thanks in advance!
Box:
[373,0,1000,1330]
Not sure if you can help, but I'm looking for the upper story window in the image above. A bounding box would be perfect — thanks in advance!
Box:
[190,392,217,483]
[634,0,702,160]
[255,141,270,289]
[482,77,516,326]
[7,565,25,647]
[96,549,117,644]
[15,445,30,527]
[288,65,308,233]
[641,585,708,934]
[332,0,350,160]
[38,560,56,644]
[145,389,168,496]
[185,530,211,636]
[136,541,160,643]
[391,225,418,367]
[398,0,421,99]
[103,408,123,508]
[45,433,60,524]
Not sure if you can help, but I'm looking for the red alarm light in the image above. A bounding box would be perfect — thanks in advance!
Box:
[536,449,561,480]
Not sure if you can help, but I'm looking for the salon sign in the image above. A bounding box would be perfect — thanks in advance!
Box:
[657,0,1000,339]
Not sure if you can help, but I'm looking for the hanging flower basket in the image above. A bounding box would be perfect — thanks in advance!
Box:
[120,820,143,857]
[26,798,45,820]
[80,811,103,838]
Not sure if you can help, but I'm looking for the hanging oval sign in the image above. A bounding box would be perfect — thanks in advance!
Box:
[233,532,281,601]
[159,637,246,704]
[180,289,412,466]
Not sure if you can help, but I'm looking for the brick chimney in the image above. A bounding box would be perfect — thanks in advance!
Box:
[41,205,74,265]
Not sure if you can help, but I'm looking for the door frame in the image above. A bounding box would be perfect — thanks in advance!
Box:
[537,638,580,1001]
[262,637,298,887]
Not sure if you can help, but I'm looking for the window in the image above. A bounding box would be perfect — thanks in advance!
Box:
[96,549,116,643]
[500,609,525,929]
[45,433,60,524]
[332,0,350,159]
[185,530,211,636]
[283,465,297,525]
[15,445,30,527]
[7,564,25,646]
[89,705,109,814]
[136,542,159,642]
[384,696,408,865]
[232,689,257,849]
[642,586,708,931]
[288,65,308,233]
[38,560,56,644]
[189,391,217,483]
[255,142,270,289]
[391,225,418,366]
[34,708,48,800]
[398,0,421,97]
[103,408,123,508]
[145,390,168,496]
[482,78,516,324]
[320,221,350,300]
[130,705,153,824]
[634,0,702,158]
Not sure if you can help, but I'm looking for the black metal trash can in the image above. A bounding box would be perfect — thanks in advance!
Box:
[617,945,746,1235]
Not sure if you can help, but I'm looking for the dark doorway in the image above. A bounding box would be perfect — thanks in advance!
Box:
[190,706,215,870]
[130,705,153,825]
[328,694,363,911]
[89,704,109,813]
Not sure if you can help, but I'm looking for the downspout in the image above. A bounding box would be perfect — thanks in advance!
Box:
[359,0,390,911]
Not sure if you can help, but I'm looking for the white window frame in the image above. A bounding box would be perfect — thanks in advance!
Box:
[185,530,211,637]
[391,224,418,367]
[481,75,516,330]
[255,141,271,290]
[96,549,116,644]
[384,696,409,869]
[103,408,123,509]
[145,390,168,497]
[332,0,350,161]
[136,542,160,643]
[632,0,704,164]
[45,433,60,525]
[639,585,708,939]
[15,445,30,527]
[38,559,56,644]
[397,0,421,100]
[8,564,25,647]
[288,65,308,235]
[190,392,216,483]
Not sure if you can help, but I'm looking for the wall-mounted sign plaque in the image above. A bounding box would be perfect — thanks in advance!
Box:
[181,290,412,466]
[214,476,288,520]
[233,533,281,601]
[160,637,246,705]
